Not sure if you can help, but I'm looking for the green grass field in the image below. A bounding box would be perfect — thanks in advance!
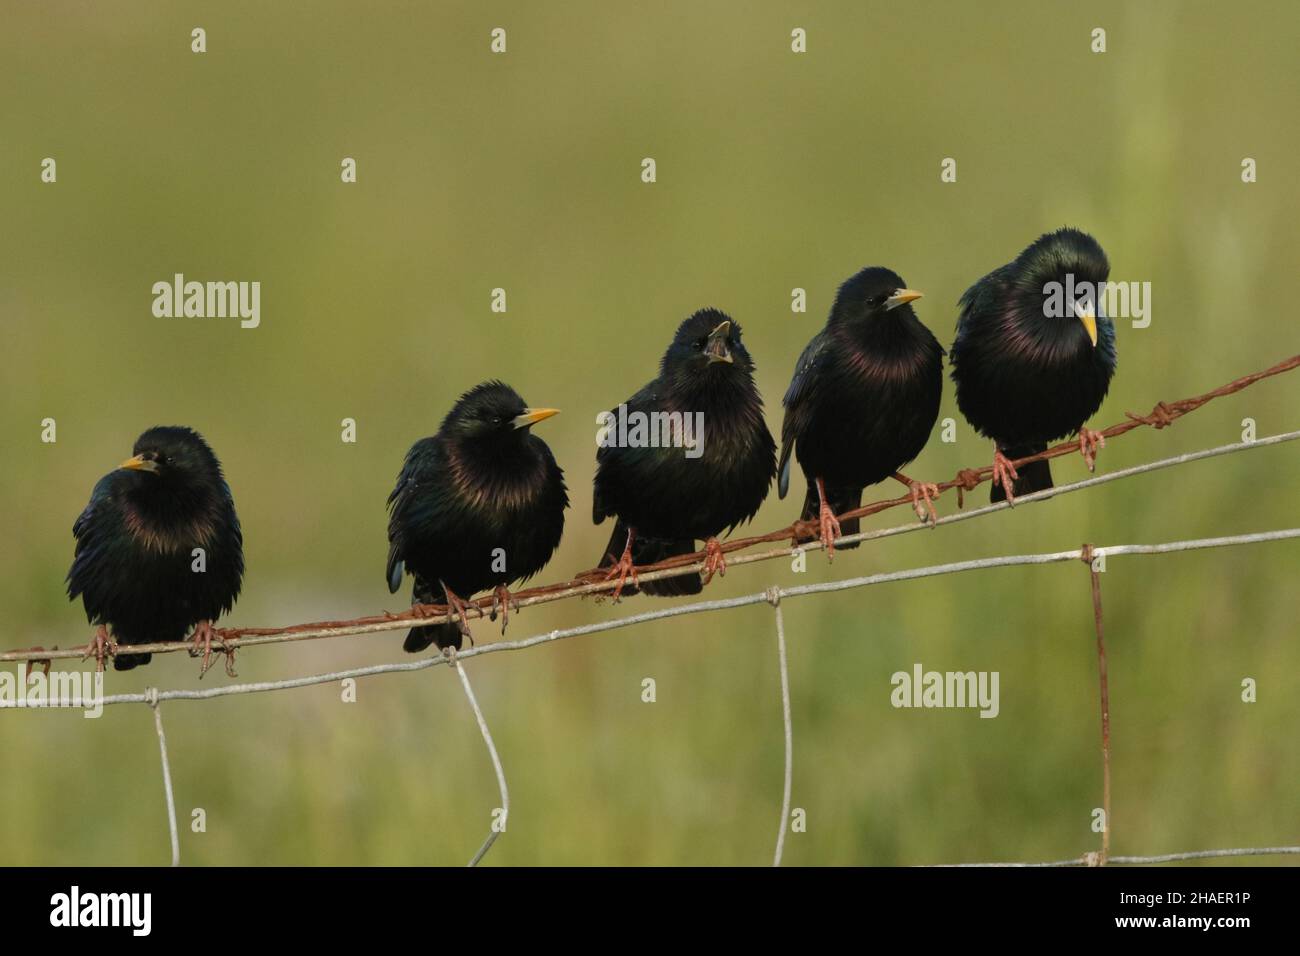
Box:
[1,1,1297,865]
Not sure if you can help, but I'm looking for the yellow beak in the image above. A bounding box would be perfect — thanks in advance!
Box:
[1078,310,1099,348]
[885,289,924,310]
[705,320,733,363]
[119,454,158,473]
[512,408,560,429]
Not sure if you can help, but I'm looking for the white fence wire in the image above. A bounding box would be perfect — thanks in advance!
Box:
[5,522,1298,866]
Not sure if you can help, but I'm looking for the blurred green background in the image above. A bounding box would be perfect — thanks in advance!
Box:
[1,1,1297,866]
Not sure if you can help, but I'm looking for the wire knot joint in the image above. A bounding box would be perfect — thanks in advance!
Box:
[1127,401,1176,429]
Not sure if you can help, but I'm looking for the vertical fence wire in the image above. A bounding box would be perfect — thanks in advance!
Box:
[147,692,180,867]
[771,595,793,867]
[1085,547,1112,866]
[455,660,510,867]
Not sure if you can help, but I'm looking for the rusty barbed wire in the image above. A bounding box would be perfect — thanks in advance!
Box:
[3,354,1297,670]
[6,358,1297,868]
[5,528,1295,710]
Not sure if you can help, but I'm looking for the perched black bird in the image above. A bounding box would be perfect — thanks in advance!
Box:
[593,309,776,598]
[778,268,944,558]
[950,228,1117,503]
[386,381,567,652]
[67,426,244,674]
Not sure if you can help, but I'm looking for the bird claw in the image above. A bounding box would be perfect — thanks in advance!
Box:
[895,473,940,526]
[489,584,518,635]
[81,625,116,673]
[911,482,941,525]
[810,477,843,560]
[1078,428,1106,472]
[701,537,727,585]
[441,586,477,646]
[818,500,842,560]
[189,620,234,678]
[992,449,1020,505]
[603,545,639,602]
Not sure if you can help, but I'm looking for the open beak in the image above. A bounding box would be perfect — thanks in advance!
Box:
[1073,299,1099,348]
[705,320,733,364]
[512,407,560,429]
[884,289,924,311]
[118,454,159,474]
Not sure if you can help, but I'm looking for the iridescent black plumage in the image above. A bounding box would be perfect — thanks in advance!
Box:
[67,426,244,671]
[950,228,1118,502]
[386,381,567,652]
[779,267,944,552]
[593,309,776,597]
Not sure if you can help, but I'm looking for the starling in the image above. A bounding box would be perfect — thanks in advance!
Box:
[593,309,776,598]
[386,381,567,652]
[778,267,944,558]
[66,426,245,674]
[950,228,1118,504]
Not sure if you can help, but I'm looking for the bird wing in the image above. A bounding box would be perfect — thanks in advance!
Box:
[777,332,832,499]
[592,380,660,524]
[71,487,100,543]
[385,438,441,592]
[66,474,124,608]
[955,264,1014,337]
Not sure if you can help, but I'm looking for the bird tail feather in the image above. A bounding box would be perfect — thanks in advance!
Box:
[798,484,862,550]
[596,521,702,597]
[113,651,152,671]
[991,443,1052,503]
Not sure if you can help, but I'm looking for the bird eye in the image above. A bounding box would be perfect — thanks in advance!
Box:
[165,456,174,464]
[492,417,501,425]
[694,337,707,351]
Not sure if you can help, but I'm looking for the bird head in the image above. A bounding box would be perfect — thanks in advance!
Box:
[1009,227,1111,349]
[118,426,225,491]
[443,381,559,443]
[829,267,924,328]
[662,308,756,379]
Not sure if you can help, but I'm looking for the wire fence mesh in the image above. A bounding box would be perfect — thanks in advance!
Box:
[3,355,1299,866]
